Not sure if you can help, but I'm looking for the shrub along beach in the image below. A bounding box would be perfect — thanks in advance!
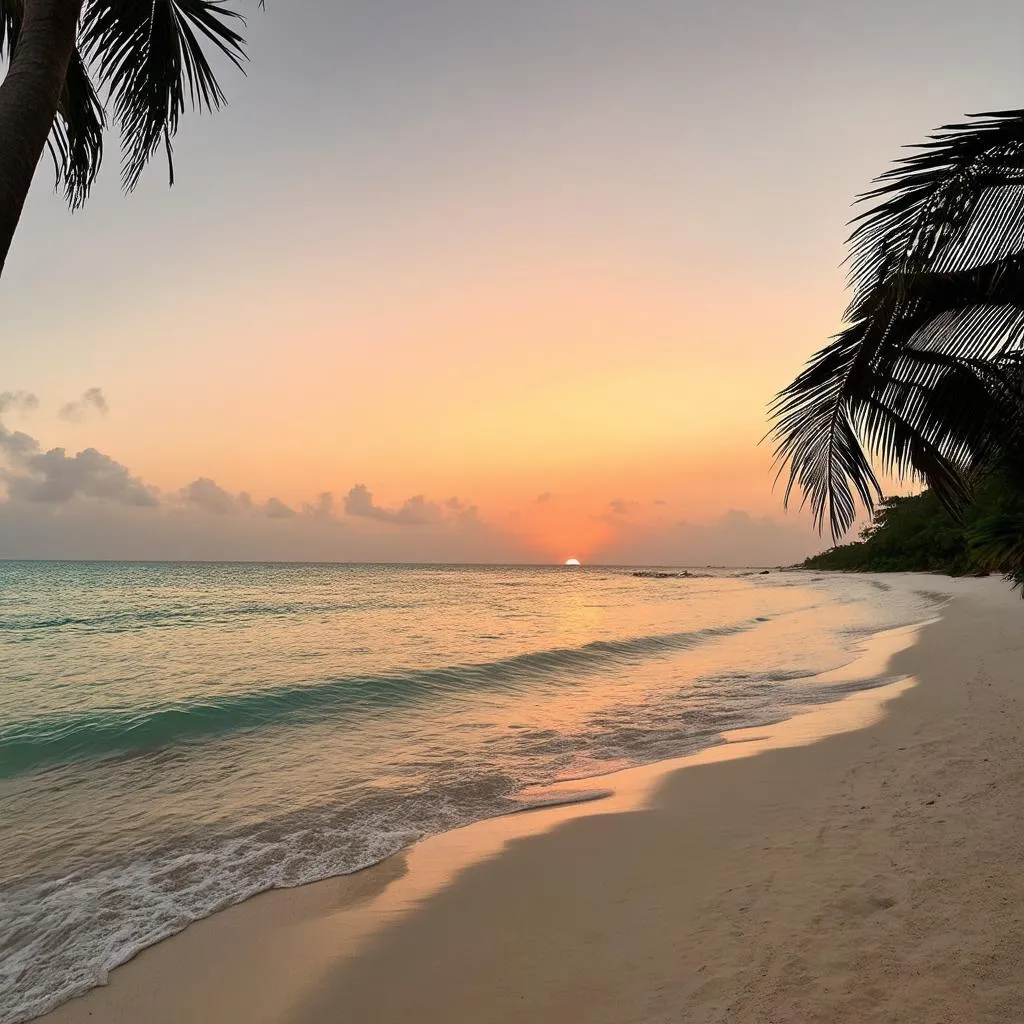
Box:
[804,479,1024,586]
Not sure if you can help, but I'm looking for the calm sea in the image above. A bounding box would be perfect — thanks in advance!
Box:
[0,562,938,1022]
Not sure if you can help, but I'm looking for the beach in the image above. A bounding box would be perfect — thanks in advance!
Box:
[35,572,1024,1023]
[4,563,932,1021]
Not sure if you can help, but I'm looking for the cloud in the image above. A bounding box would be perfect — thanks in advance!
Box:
[302,492,335,519]
[0,391,39,417]
[0,404,821,566]
[0,408,522,560]
[2,397,818,566]
[264,497,296,519]
[652,499,667,506]
[0,423,41,462]
[608,499,639,516]
[341,484,486,533]
[58,388,109,422]
[343,484,377,519]
[181,477,238,515]
[0,404,157,508]
[592,508,823,567]
[0,498,532,563]
[5,447,159,506]
[344,484,444,526]
[177,482,302,521]
[455,503,482,526]
[388,495,442,525]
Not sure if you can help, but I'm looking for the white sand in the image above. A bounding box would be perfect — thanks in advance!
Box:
[42,574,1024,1023]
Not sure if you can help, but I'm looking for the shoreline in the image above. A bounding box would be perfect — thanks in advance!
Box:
[35,572,1006,1023]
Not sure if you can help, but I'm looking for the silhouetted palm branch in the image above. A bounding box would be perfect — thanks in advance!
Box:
[0,0,18,60]
[82,0,248,190]
[1,0,259,202]
[50,46,105,207]
[771,110,1024,538]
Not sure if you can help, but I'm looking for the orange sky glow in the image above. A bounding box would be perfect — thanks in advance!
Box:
[0,0,1011,562]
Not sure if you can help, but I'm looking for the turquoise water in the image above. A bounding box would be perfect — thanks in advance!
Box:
[0,562,938,1022]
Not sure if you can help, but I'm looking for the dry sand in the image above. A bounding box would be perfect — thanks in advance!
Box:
[42,574,1024,1023]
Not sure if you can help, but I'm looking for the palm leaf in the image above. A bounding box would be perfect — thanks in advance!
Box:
[769,323,884,536]
[0,0,19,61]
[848,111,1024,302]
[770,264,1024,536]
[81,0,248,191]
[48,46,105,208]
[771,111,1024,538]
[4,0,261,207]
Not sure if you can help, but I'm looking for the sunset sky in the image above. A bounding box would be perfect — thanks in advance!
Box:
[3,0,1023,564]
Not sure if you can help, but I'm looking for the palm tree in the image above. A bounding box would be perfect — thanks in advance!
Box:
[771,109,1024,579]
[0,0,259,276]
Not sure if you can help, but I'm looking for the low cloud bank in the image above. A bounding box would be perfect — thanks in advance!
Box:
[0,399,822,565]
[593,508,823,567]
[0,407,520,561]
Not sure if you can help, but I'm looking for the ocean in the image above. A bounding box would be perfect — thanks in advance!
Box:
[0,561,940,1022]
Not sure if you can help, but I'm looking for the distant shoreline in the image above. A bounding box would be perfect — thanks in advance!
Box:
[0,558,784,569]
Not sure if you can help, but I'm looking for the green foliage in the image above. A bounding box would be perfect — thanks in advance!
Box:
[805,474,1024,591]
[806,492,969,573]
[966,475,1024,591]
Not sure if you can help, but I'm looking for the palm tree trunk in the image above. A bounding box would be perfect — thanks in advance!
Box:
[0,0,82,276]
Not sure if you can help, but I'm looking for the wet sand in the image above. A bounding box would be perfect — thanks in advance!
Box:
[43,574,1024,1023]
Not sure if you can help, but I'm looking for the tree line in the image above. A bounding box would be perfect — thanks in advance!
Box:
[804,477,1024,590]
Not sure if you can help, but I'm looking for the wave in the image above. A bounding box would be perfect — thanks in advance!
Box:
[0,597,408,638]
[0,621,755,779]
[0,775,614,1024]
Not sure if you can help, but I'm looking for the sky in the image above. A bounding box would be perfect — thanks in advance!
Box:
[3,0,1024,564]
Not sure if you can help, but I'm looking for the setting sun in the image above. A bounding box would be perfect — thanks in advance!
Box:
[564,558,581,566]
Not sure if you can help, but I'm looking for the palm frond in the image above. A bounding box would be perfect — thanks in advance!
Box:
[848,110,1024,301]
[0,0,19,61]
[769,323,883,536]
[771,266,1024,535]
[771,112,1024,537]
[81,0,248,191]
[48,47,105,208]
